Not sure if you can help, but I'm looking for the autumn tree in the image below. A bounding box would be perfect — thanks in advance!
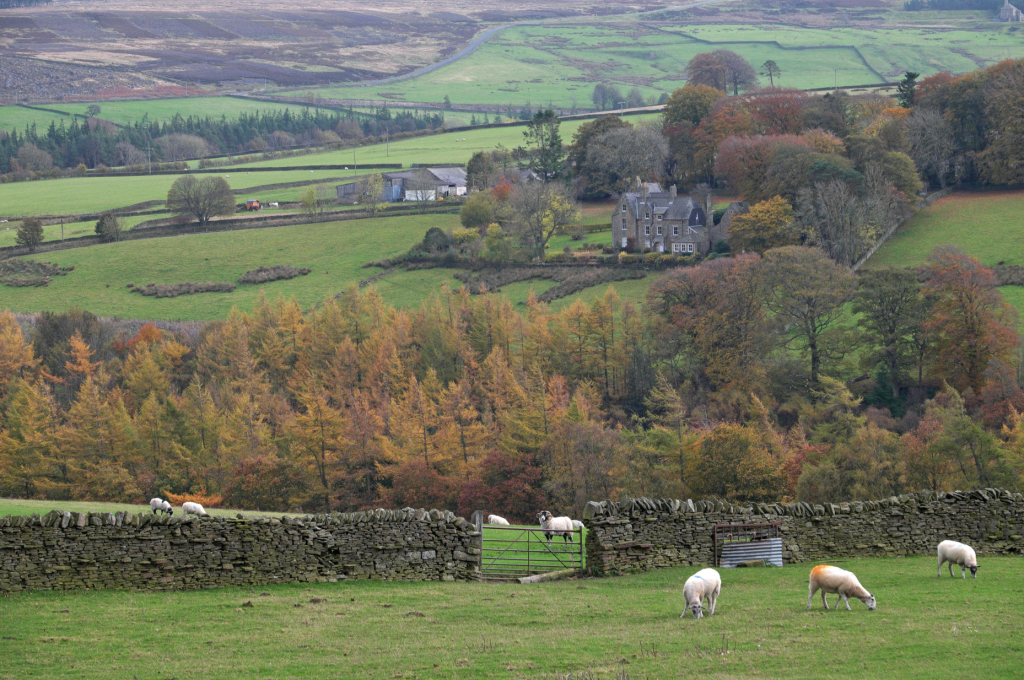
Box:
[685,51,757,96]
[509,182,580,258]
[905,107,959,190]
[688,425,786,502]
[757,246,856,386]
[921,247,1020,394]
[726,196,798,254]
[741,88,807,135]
[662,85,724,128]
[359,173,386,216]
[580,125,669,197]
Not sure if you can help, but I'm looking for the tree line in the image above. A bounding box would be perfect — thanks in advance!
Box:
[2,239,1023,517]
[0,106,445,175]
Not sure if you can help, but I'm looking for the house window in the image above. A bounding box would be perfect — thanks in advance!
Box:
[622,205,627,213]
[673,226,679,236]
[622,238,628,248]
[621,221,627,231]
[644,225,650,235]
[686,243,694,253]
[645,212,650,219]
[656,225,663,235]
[657,214,663,221]
[673,243,680,253]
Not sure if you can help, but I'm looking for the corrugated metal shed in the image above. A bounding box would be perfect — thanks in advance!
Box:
[720,538,783,568]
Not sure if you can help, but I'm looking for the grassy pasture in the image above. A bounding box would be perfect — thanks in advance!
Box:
[0,556,1020,679]
[278,22,1023,109]
[0,170,352,217]
[0,213,461,320]
[0,106,73,136]
[0,498,290,520]
[225,114,660,171]
[57,98,321,127]
[866,190,1024,322]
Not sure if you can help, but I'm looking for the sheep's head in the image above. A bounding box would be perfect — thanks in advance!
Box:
[969,565,979,578]
[689,604,705,619]
[864,594,877,611]
[537,511,552,523]
[166,509,174,517]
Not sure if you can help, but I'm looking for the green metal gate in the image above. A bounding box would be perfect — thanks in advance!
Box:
[477,524,584,580]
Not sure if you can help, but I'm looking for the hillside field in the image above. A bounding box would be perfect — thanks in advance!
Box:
[867,190,1024,320]
[278,21,1024,109]
[0,498,289,520]
[1,555,1020,679]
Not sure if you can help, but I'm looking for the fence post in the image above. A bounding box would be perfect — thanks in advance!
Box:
[473,511,484,575]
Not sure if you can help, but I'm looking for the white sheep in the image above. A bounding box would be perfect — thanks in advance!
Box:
[149,497,164,514]
[937,540,979,579]
[157,500,173,516]
[487,514,510,526]
[182,501,208,518]
[571,520,584,530]
[807,565,876,611]
[537,510,574,546]
[681,568,721,619]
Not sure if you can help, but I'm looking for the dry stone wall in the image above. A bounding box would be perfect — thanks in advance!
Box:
[582,488,1024,575]
[0,507,481,592]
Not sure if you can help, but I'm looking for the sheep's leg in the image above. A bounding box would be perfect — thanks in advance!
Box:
[948,563,955,578]
[822,591,830,610]
[708,593,716,616]
[938,558,943,578]
[832,594,843,611]
[961,565,966,580]
[843,595,851,611]
[807,585,815,610]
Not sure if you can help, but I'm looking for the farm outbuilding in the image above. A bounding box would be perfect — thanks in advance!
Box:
[337,167,466,203]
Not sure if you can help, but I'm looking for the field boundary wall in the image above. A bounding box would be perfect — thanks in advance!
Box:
[583,488,1024,575]
[0,507,481,592]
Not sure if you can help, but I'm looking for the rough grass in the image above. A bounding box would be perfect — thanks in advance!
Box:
[0,497,292,520]
[276,21,1022,109]
[866,190,1024,322]
[57,98,319,126]
[1,555,1021,679]
[0,170,353,218]
[0,213,461,320]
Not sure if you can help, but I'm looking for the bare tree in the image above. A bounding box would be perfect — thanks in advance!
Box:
[583,125,669,196]
[157,134,213,162]
[300,184,336,221]
[13,143,54,172]
[798,180,872,267]
[905,107,960,190]
[114,141,147,167]
[359,173,386,217]
[166,175,236,227]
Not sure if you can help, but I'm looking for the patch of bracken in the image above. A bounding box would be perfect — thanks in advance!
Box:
[0,258,73,287]
[237,265,312,285]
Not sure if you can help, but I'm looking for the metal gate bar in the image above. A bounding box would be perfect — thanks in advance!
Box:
[477,522,584,580]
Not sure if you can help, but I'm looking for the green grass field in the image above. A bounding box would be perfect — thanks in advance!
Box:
[0,213,461,320]
[1,555,1020,679]
[0,170,353,217]
[0,498,290,520]
[276,21,1023,109]
[867,190,1024,322]
[0,106,74,136]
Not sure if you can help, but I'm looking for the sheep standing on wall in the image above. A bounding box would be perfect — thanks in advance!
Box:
[487,515,510,526]
[182,502,208,517]
[808,565,876,611]
[937,540,979,579]
[537,511,574,546]
[681,568,721,619]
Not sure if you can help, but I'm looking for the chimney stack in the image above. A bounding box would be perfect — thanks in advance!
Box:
[669,185,677,201]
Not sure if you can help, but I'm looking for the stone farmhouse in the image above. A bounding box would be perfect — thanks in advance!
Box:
[612,181,716,254]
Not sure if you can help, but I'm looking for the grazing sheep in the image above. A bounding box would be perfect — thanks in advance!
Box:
[537,510,574,546]
[157,500,173,516]
[681,568,721,620]
[182,501,208,518]
[571,520,584,530]
[937,540,979,579]
[487,514,511,526]
[149,498,164,515]
[807,565,876,611]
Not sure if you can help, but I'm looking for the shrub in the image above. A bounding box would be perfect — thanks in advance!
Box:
[128,281,235,298]
[0,258,73,287]
[95,211,123,243]
[238,265,312,285]
[163,490,224,508]
[15,217,44,251]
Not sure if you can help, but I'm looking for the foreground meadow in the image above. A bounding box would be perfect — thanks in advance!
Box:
[0,556,1020,679]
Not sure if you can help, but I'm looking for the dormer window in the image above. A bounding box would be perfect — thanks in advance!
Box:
[657,214,663,221]
[622,205,627,213]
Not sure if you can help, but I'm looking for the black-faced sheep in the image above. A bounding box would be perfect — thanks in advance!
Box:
[681,568,721,620]
[149,498,173,516]
[937,540,979,579]
[808,565,876,611]
[537,511,573,546]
